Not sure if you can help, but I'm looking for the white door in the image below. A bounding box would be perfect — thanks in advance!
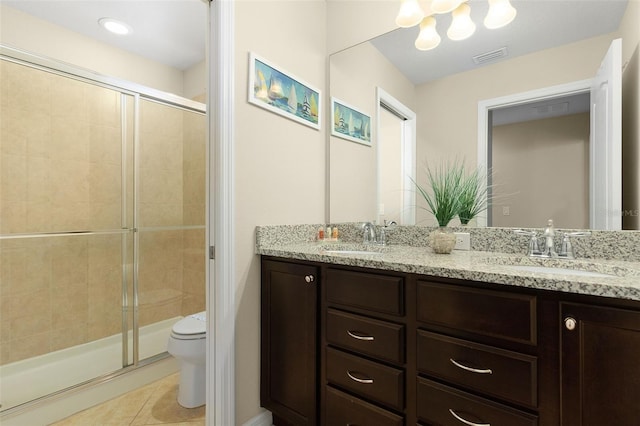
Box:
[590,38,622,230]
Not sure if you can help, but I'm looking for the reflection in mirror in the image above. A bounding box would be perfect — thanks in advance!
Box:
[329,0,640,230]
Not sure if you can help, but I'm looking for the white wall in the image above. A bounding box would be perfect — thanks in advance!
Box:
[619,0,640,229]
[233,1,327,423]
[0,4,196,98]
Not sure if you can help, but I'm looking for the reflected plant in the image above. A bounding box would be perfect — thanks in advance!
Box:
[458,166,491,225]
[412,159,492,227]
[412,159,465,227]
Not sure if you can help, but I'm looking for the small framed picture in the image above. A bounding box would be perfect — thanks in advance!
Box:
[330,97,372,146]
[248,52,321,130]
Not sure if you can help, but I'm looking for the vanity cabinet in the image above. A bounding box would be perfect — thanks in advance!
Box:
[323,267,407,425]
[261,259,319,426]
[260,256,640,425]
[560,302,640,426]
[415,279,541,425]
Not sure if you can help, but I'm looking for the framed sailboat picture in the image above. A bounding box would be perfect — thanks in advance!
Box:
[331,98,372,146]
[248,52,321,130]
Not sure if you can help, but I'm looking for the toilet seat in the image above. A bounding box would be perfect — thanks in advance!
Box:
[171,311,206,340]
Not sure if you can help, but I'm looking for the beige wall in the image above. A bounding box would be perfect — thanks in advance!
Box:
[620,0,640,228]
[329,41,415,223]
[326,0,398,54]
[234,1,327,423]
[491,113,590,229]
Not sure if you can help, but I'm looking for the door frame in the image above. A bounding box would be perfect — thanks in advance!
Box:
[476,79,592,227]
[208,0,235,425]
[376,87,417,225]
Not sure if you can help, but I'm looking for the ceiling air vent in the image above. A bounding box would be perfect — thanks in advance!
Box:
[472,47,508,65]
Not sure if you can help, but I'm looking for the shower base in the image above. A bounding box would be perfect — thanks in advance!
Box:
[0,316,180,412]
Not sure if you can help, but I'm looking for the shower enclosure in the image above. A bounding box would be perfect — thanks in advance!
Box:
[0,48,207,412]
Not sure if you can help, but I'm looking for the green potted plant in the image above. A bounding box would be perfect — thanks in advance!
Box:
[458,166,490,226]
[412,160,465,253]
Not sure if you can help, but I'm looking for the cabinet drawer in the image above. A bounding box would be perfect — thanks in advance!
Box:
[417,330,537,407]
[327,309,405,364]
[417,377,538,426]
[325,386,404,426]
[326,347,404,411]
[327,268,404,315]
[416,280,536,345]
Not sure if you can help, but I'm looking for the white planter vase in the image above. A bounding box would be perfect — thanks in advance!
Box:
[429,227,456,254]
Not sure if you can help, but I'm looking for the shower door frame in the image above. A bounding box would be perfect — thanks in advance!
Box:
[0,45,207,413]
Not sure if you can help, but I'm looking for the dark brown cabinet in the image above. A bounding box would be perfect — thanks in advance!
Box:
[323,267,407,425]
[261,256,640,426]
[415,278,541,425]
[560,302,640,426]
[261,259,319,426]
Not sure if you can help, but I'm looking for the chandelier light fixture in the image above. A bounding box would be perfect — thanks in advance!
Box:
[395,0,517,51]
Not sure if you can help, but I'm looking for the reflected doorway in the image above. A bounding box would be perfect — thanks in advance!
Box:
[376,88,416,225]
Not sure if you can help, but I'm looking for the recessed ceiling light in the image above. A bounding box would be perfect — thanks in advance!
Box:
[98,18,132,35]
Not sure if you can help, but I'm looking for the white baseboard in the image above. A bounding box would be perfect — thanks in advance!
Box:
[242,410,273,426]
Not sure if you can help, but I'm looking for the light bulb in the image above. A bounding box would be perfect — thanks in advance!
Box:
[430,0,463,14]
[447,3,476,40]
[395,0,425,28]
[98,17,131,35]
[484,0,517,29]
[415,16,441,51]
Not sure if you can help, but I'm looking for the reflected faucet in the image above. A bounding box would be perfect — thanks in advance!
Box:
[362,222,377,244]
[514,219,591,259]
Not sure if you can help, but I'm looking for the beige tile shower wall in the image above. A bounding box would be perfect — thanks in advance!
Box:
[181,109,206,316]
[1,61,124,234]
[137,100,184,326]
[0,234,127,365]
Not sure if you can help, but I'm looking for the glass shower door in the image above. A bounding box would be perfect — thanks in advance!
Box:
[135,98,206,362]
[0,59,135,410]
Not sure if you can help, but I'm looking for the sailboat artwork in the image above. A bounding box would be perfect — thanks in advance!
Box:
[248,53,321,130]
[331,97,372,146]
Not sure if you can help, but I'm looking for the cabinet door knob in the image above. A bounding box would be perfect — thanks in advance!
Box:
[449,409,490,426]
[564,316,577,331]
[304,275,315,283]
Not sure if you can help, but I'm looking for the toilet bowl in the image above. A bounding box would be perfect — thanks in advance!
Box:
[167,311,206,408]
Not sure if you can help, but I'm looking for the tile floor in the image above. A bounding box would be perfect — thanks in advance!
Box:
[50,373,205,425]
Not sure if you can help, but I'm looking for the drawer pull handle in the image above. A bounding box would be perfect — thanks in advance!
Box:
[450,358,493,375]
[347,330,375,341]
[449,409,490,426]
[346,370,374,384]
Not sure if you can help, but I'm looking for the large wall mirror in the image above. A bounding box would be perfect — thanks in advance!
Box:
[329,0,639,231]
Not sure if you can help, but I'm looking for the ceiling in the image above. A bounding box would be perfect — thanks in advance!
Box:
[2,0,207,70]
[370,0,628,85]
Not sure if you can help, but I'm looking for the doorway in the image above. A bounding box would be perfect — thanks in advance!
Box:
[376,87,417,225]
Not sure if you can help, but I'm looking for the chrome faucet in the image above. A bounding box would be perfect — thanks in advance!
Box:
[362,222,377,244]
[515,219,591,259]
[378,220,397,246]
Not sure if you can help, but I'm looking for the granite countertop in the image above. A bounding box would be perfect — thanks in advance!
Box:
[257,241,640,302]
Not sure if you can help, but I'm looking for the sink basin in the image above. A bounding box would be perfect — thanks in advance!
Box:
[319,243,386,256]
[502,264,615,278]
[323,249,384,256]
[484,255,637,279]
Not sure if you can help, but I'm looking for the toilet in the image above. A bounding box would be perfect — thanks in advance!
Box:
[167,311,207,408]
